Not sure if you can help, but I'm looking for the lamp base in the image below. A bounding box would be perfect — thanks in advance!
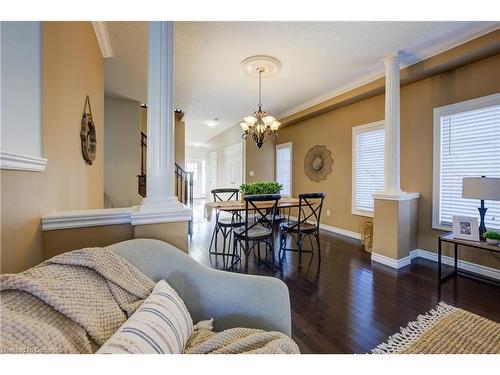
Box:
[478,202,487,240]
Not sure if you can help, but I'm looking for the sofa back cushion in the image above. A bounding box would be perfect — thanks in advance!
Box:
[97,280,193,354]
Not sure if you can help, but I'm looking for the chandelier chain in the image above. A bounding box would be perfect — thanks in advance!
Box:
[258,68,263,109]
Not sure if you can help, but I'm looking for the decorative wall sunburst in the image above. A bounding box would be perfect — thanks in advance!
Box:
[304,145,333,182]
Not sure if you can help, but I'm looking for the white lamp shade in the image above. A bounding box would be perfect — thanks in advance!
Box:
[240,122,249,131]
[263,115,275,127]
[270,120,281,131]
[462,177,500,200]
[244,116,257,127]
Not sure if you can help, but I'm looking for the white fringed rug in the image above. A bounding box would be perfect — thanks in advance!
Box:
[372,302,500,354]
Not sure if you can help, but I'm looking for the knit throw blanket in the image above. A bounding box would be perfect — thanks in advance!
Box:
[0,248,155,354]
[185,321,300,354]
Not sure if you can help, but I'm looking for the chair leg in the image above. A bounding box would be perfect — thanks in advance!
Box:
[268,240,275,266]
[209,223,217,253]
[298,234,303,267]
[214,224,219,253]
[315,232,321,263]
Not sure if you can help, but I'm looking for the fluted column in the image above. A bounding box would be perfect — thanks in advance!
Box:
[383,53,401,193]
[371,52,420,269]
[143,21,175,205]
[132,21,191,224]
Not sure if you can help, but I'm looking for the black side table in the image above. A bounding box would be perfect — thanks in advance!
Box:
[438,232,500,286]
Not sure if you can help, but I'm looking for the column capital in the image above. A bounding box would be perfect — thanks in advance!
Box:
[382,51,401,67]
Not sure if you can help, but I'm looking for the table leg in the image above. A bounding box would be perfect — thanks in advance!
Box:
[438,239,442,284]
[454,243,458,275]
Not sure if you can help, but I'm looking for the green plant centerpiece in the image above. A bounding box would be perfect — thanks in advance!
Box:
[483,230,500,245]
[239,181,282,196]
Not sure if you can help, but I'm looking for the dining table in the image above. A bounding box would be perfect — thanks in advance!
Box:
[204,197,301,221]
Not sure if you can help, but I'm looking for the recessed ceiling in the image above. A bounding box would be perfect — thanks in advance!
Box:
[104,21,498,146]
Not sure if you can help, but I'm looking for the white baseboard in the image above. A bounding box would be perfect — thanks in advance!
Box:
[319,223,361,240]
[287,216,361,240]
[371,248,500,280]
[411,248,500,281]
[371,252,413,269]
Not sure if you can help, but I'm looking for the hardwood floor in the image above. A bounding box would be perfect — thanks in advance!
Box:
[188,200,500,353]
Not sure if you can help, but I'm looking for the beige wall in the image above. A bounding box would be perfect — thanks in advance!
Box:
[1,22,104,273]
[245,135,275,183]
[42,221,188,259]
[279,52,500,269]
[279,94,384,234]
[104,96,142,208]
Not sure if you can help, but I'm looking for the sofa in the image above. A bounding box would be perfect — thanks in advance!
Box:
[108,238,292,336]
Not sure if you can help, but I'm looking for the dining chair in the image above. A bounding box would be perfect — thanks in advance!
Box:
[279,192,326,267]
[231,194,281,271]
[208,188,245,261]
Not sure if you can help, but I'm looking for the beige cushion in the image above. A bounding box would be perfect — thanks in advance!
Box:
[97,280,193,354]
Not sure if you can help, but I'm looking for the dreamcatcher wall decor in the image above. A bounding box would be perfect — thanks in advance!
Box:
[80,95,97,165]
[304,145,333,182]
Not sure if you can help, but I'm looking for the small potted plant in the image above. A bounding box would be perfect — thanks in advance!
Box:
[239,181,282,199]
[483,230,500,245]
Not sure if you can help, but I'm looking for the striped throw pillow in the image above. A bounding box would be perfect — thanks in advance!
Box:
[97,280,193,354]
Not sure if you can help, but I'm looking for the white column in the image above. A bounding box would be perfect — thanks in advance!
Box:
[383,53,401,194]
[132,21,191,224]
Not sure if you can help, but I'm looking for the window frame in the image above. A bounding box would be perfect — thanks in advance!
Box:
[276,142,293,198]
[432,93,500,231]
[351,120,385,218]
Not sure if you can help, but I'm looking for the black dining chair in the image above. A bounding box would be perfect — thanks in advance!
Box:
[279,192,326,267]
[231,194,281,270]
[208,188,245,260]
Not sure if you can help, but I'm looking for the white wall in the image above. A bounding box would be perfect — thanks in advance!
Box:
[0,22,44,170]
[104,96,142,208]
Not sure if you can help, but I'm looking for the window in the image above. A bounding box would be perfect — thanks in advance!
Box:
[433,93,500,230]
[352,121,385,217]
[276,142,292,197]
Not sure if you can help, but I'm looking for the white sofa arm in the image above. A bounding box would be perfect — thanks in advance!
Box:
[108,239,292,336]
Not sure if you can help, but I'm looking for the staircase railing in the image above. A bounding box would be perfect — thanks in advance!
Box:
[138,131,193,234]
[138,132,147,198]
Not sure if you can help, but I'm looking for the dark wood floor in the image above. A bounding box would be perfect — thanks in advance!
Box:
[188,201,500,353]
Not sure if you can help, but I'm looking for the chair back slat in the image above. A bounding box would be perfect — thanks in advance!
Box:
[243,194,281,232]
[211,188,240,202]
[297,192,326,230]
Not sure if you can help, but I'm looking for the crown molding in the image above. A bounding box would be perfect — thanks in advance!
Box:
[278,23,500,121]
[0,151,47,172]
[92,21,113,58]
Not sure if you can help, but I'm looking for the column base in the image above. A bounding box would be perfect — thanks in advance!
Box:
[130,196,192,225]
[371,192,420,269]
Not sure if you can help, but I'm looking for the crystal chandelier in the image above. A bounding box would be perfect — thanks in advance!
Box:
[240,67,281,149]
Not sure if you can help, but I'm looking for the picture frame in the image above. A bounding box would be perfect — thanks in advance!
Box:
[452,215,480,241]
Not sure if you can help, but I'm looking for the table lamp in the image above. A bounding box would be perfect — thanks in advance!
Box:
[462,176,500,240]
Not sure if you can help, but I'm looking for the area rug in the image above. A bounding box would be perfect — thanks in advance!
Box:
[372,302,500,354]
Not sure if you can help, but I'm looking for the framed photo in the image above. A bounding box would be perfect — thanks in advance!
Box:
[452,215,480,241]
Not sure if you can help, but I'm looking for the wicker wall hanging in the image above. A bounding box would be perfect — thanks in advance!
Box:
[304,145,333,182]
[80,95,97,165]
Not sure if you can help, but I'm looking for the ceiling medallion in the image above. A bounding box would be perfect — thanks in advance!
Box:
[239,55,282,149]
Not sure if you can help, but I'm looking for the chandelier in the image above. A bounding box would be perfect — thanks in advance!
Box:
[240,64,281,149]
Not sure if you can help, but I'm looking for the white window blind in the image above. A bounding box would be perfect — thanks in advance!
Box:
[436,99,500,229]
[276,143,292,197]
[352,122,385,216]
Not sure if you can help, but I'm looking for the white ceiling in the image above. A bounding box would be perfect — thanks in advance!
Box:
[104,21,498,146]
